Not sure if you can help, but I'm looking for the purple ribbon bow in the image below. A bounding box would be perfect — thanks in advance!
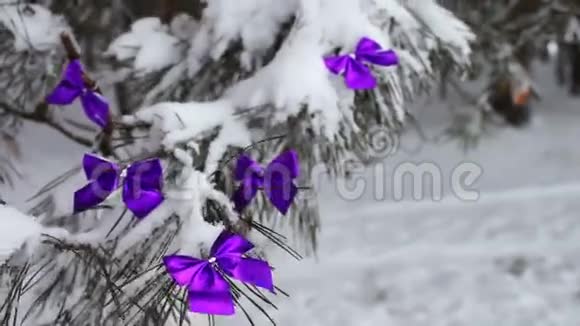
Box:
[74,154,164,218]
[46,59,110,128]
[163,230,274,315]
[324,36,399,90]
[232,150,299,215]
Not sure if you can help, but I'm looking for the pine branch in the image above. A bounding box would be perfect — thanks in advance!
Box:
[0,32,113,148]
[0,101,93,147]
[59,32,114,156]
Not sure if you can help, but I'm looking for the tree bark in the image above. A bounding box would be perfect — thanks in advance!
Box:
[159,0,178,24]
[556,42,568,85]
[570,43,580,94]
[513,42,532,72]
[127,0,205,20]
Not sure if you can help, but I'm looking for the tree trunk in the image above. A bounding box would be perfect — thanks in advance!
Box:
[556,42,568,85]
[570,43,580,95]
[439,62,450,99]
[514,42,534,73]
[127,0,205,20]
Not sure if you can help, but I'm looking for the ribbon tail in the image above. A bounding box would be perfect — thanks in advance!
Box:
[45,80,81,105]
[234,155,263,181]
[188,268,235,315]
[82,154,120,180]
[188,287,235,316]
[122,184,163,219]
[123,159,164,218]
[210,231,254,257]
[81,92,110,128]
[344,60,376,90]
[163,255,207,287]
[267,150,300,178]
[232,180,259,213]
[355,37,383,54]
[73,181,114,213]
[265,180,297,215]
[222,256,274,292]
[323,55,349,75]
[46,60,85,105]
[358,50,399,67]
[63,59,86,87]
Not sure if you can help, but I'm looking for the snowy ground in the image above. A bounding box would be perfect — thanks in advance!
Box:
[4,62,580,325]
[211,62,580,325]
[259,187,580,326]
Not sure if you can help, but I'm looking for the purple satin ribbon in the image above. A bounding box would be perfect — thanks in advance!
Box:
[74,154,164,218]
[46,60,110,128]
[232,150,299,215]
[324,36,399,90]
[163,230,274,315]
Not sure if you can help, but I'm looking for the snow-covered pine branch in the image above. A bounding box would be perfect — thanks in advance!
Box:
[105,0,475,245]
[0,204,44,263]
[1,0,474,325]
[0,3,67,111]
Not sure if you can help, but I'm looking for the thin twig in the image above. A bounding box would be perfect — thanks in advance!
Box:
[0,101,92,147]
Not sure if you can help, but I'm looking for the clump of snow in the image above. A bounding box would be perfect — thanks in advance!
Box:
[171,168,227,255]
[0,205,43,262]
[105,17,182,74]
[0,4,67,52]
[403,0,475,62]
[169,13,200,41]
[225,0,398,138]
[117,0,476,156]
[199,0,297,56]
[109,0,475,148]
[225,35,341,138]
[187,0,298,74]
[124,100,251,173]
[141,62,188,106]
[368,0,420,30]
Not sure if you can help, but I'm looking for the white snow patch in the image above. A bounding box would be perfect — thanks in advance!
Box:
[169,168,235,255]
[0,4,67,52]
[125,100,251,154]
[105,17,181,74]
[403,0,475,61]
[198,0,298,57]
[0,205,42,262]
[225,0,401,138]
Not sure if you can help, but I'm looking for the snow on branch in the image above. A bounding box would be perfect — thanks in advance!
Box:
[110,0,475,143]
[189,0,298,72]
[101,0,475,251]
[0,1,476,324]
[0,204,43,263]
[403,0,475,63]
[0,3,73,134]
[104,17,184,75]
[0,3,67,52]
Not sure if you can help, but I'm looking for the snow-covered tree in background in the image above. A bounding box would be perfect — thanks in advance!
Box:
[435,0,580,149]
[0,0,474,324]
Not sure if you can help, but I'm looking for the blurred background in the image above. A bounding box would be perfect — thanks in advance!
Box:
[2,0,580,325]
